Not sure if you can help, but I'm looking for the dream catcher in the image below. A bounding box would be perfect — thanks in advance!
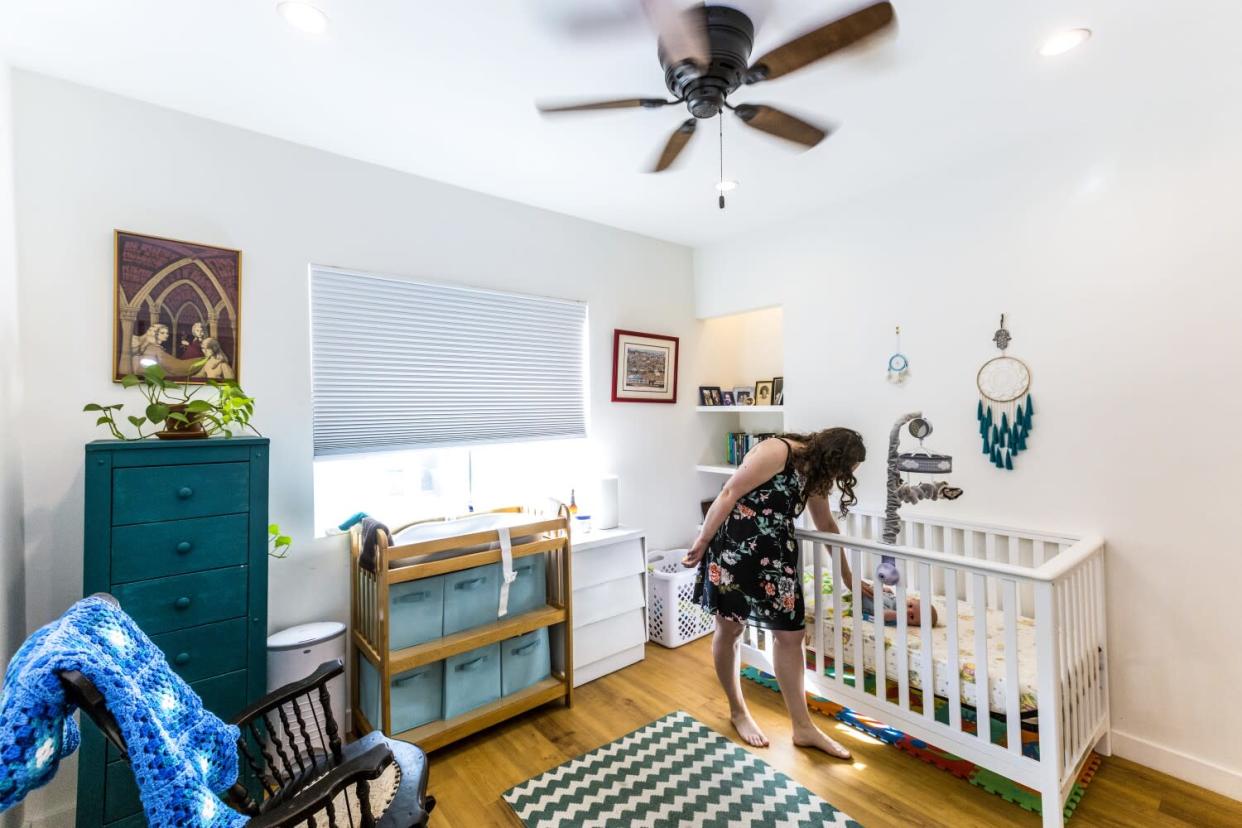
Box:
[976,314,1034,470]
[886,325,909,384]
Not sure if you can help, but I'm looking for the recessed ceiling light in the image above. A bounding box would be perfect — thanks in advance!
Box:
[715,180,738,192]
[278,2,329,34]
[1039,28,1091,57]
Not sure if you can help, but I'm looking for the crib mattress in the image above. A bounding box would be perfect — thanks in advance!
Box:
[806,596,1039,715]
[388,512,542,569]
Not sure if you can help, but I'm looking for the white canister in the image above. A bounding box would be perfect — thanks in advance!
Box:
[595,475,619,530]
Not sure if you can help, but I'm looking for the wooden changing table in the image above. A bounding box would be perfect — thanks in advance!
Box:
[350,507,572,752]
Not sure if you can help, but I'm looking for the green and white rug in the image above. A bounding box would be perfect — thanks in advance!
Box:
[504,710,862,827]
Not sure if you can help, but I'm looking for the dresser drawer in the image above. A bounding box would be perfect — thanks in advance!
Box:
[111,514,248,584]
[112,462,249,525]
[572,538,645,591]
[114,566,247,635]
[151,618,248,682]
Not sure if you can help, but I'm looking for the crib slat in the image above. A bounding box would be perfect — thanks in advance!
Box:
[895,559,909,711]
[945,570,962,732]
[813,542,826,682]
[1033,540,1047,568]
[873,556,887,703]
[851,547,864,696]
[963,531,975,604]
[1058,575,1073,770]
[832,545,844,691]
[1081,566,1097,740]
[919,562,934,721]
[1003,579,1021,755]
[985,535,998,609]
[1075,568,1090,752]
[972,573,991,747]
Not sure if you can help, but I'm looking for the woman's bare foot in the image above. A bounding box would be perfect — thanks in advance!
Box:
[792,725,852,760]
[730,711,770,747]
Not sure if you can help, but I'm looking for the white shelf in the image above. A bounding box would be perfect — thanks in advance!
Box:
[696,405,784,413]
[695,464,738,476]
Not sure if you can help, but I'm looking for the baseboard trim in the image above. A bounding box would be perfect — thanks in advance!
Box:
[1111,729,1242,801]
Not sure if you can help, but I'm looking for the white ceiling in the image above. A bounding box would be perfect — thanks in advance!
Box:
[2,1,1239,246]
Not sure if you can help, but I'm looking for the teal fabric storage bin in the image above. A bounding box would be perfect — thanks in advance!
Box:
[358,653,381,731]
[508,555,547,616]
[443,643,500,719]
[390,661,444,733]
[389,574,444,650]
[443,563,501,634]
[501,628,551,696]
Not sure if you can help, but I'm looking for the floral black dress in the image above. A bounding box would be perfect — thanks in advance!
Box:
[693,438,808,631]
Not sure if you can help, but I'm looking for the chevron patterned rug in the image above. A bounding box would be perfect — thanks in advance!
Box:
[503,710,862,827]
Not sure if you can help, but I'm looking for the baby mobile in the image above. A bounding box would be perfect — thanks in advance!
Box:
[976,314,1034,470]
[886,325,910,384]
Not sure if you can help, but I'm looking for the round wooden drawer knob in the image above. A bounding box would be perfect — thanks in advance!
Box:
[174,652,191,665]
[176,542,193,554]
[175,596,192,610]
[177,487,194,499]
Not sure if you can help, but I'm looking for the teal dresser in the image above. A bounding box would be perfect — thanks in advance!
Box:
[77,438,269,828]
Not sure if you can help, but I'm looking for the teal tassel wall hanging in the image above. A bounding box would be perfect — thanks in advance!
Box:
[975,314,1034,471]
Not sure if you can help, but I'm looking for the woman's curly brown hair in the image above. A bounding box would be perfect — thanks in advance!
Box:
[780,428,867,514]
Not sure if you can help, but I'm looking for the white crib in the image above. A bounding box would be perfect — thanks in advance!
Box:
[739,509,1108,828]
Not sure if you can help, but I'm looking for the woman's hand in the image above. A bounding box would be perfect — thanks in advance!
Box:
[682,537,709,568]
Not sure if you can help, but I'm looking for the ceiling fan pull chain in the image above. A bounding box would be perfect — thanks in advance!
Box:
[718,114,726,210]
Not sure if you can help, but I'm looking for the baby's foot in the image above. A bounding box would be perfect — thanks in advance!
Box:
[792,725,852,760]
[730,712,770,747]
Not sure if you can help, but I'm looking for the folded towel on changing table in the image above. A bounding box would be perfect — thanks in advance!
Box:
[357,516,392,574]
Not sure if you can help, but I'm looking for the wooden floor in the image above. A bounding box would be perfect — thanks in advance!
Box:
[423,638,1242,827]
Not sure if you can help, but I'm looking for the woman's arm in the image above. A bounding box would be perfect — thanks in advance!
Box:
[682,438,790,567]
[805,495,874,598]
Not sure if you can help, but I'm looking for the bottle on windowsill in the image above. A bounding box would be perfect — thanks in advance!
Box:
[568,489,578,518]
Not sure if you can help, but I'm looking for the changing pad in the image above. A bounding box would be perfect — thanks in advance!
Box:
[806,595,1040,714]
[388,512,544,569]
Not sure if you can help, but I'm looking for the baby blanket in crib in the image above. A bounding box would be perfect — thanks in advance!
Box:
[0,596,245,826]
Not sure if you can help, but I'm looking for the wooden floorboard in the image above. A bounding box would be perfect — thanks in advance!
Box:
[419,637,1242,827]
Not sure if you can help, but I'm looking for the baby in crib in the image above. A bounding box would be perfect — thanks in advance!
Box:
[838,551,938,627]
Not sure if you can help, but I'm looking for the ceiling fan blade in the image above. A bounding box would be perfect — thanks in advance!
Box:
[651,118,698,172]
[645,0,710,71]
[538,97,675,114]
[744,1,895,83]
[733,104,830,148]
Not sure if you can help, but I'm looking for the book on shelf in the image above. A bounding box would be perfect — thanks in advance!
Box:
[726,432,776,466]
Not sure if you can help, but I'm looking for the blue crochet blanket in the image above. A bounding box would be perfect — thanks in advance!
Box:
[0,596,247,825]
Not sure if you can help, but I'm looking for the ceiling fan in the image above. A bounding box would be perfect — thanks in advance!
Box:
[537,1,896,174]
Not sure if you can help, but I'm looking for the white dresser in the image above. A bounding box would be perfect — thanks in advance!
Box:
[570,526,647,686]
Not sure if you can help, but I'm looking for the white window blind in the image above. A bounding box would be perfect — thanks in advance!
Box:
[310,267,587,456]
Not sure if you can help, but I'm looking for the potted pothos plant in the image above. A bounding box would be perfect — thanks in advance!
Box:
[84,363,258,440]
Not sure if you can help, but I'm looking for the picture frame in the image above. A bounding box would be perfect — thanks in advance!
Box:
[755,380,774,406]
[698,386,722,406]
[773,376,784,406]
[721,391,735,407]
[113,230,242,383]
[733,386,754,406]
[612,329,679,403]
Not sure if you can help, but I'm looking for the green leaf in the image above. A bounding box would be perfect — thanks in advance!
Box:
[268,523,280,535]
[276,535,292,547]
[185,400,213,414]
[127,416,146,428]
[145,403,170,423]
[167,412,190,424]
[96,416,110,426]
[83,403,103,412]
[120,374,141,388]
[143,364,166,381]
[108,404,125,411]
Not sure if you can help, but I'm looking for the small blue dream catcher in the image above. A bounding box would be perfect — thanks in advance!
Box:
[886,325,909,384]
[976,314,1034,470]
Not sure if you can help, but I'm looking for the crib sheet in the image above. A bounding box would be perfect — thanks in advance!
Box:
[388,512,542,569]
[806,595,1040,714]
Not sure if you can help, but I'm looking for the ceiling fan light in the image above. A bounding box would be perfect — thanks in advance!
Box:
[1038,28,1090,57]
[278,2,329,34]
[715,180,738,192]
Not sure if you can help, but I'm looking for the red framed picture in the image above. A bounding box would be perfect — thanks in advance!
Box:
[611,329,679,403]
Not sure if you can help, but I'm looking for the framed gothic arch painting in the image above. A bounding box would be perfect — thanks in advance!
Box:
[113,230,242,383]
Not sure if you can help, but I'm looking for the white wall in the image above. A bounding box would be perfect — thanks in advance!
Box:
[694,130,1242,795]
[0,60,27,828]
[10,71,698,822]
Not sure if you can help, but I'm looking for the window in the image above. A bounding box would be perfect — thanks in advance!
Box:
[309,266,590,532]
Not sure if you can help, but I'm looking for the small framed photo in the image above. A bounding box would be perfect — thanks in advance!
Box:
[698,385,722,406]
[721,391,735,407]
[773,376,784,406]
[733,386,754,406]
[612,329,679,403]
[755,380,774,405]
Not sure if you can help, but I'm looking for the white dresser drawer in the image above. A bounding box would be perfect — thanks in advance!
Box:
[573,608,646,667]
[573,575,644,629]
[572,537,644,591]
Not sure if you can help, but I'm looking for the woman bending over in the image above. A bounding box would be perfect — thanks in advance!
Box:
[683,428,865,759]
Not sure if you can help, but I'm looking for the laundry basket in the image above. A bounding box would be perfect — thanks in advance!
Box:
[647,549,715,647]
